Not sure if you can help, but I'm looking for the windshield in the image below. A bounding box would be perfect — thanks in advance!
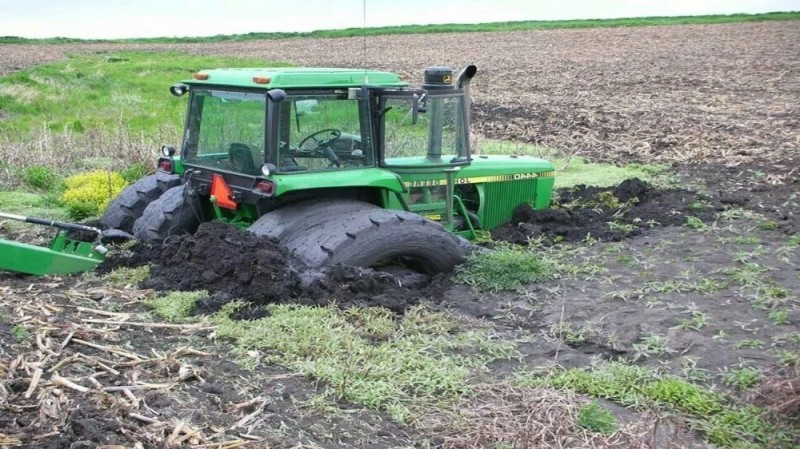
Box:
[183,90,266,175]
[383,93,469,166]
[276,94,368,173]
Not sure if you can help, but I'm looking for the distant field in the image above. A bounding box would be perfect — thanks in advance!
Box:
[0,11,797,44]
[3,21,796,168]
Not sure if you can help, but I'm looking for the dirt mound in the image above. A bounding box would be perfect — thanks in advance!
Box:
[492,178,721,244]
[101,221,439,313]
[139,221,299,304]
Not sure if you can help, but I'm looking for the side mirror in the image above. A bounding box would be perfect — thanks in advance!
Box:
[169,83,189,97]
[267,89,287,103]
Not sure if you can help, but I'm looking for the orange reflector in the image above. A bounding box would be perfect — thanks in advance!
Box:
[252,76,271,84]
[193,72,209,80]
[210,174,237,210]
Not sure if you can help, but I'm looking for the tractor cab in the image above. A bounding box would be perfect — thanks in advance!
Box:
[365,66,477,231]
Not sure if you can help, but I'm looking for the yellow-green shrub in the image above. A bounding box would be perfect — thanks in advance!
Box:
[61,170,128,219]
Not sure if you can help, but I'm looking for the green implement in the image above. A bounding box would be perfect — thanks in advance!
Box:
[0,212,107,276]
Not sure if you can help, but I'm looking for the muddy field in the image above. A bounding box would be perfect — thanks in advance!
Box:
[2,178,799,448]
[1,21,799,449]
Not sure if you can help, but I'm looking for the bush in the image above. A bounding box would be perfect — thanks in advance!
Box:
[22,166,59,190]
[454,246,555,292]
[120,163,151,183]
[60,170,128,219]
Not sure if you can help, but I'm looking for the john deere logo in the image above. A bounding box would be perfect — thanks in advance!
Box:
[442,75,452,83]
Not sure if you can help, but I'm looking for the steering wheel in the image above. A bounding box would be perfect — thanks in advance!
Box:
[298,128,341,151]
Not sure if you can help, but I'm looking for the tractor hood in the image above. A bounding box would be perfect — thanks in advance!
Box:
[458,155,555,178]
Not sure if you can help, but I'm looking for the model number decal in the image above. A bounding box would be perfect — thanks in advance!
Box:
[404,171,553,188]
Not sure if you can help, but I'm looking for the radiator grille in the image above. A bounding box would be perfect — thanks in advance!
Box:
[481,179,539,229]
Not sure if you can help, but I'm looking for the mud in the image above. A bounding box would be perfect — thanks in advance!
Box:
[492,178,722,244]
[98,179,726,313]
[100,221,444,313]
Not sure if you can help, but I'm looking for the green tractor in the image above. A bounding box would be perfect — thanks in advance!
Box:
[100,65,554,273]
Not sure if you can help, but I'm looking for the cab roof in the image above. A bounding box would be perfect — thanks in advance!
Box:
[185,67,409,89]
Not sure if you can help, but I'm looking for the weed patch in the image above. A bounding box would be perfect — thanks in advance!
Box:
[148,291,208,322]
[518,362,796,448]
[21,166,60,191]
[213,304,514,423]
[577,400,618,434]
[11,324,28,342]
[103,265,151,287]
[454,246,555,292]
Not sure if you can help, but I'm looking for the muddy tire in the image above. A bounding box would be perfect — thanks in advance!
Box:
[248,199,466,273]
[132,184,202,243]
[99,174,181,233]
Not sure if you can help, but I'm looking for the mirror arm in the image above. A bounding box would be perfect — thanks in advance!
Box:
[412,94,420,125]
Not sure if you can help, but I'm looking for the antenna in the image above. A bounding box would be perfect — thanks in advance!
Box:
[363,0,368,84]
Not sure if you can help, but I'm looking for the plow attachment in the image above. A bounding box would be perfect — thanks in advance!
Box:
[0,212,108,276]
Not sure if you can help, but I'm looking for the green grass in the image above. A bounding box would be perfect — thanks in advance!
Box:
[477,139,672,188]
[213,303,516,423]
[0,51,289,136]
[2,12,797,44]
[518,362,797,448]
[148,291,208,322]
[454,246,556,292]
[0,191,68,220]
[0,52,290,184]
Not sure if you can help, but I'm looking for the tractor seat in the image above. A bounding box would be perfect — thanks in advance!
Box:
[228,143,260,175]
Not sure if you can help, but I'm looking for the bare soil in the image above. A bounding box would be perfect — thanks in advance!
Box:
[1,21,799,448]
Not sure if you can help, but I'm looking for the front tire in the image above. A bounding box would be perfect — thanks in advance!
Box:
[99,173,180,233]
[132,184,201,243]
[249,199,466,273]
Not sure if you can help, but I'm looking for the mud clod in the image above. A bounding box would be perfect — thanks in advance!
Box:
[493,178,721,244]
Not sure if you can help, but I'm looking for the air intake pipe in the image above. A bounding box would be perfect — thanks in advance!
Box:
[454,65,477,160]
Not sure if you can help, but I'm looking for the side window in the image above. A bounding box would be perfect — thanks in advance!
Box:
[382,94,466,166]
[383,97,429,159]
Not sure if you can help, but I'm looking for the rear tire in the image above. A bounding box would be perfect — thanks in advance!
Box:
[99,174,181,233]
[248,199,466,273]
[132,184,202,243]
